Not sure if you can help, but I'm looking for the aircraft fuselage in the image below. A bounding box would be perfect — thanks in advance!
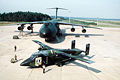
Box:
[39,21,60,41]
[20,48,83,67]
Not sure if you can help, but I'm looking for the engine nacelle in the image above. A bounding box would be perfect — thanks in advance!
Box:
[27,26,32,30]
[18,26,22,30]
[82,29,86,33]
[71,28,75,32]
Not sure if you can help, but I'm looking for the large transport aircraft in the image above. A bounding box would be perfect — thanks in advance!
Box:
[17,7,101,42]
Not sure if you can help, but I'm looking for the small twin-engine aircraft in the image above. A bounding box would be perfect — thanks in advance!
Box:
[20,40,94,73]
[17,7,101,42]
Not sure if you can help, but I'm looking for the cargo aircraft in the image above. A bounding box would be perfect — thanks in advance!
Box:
[17,7,101,42]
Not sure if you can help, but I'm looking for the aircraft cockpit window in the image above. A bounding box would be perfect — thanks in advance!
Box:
[30,55,35,59]
[44,23,49,27]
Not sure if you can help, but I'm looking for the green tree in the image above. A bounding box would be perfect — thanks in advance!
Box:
[0,11,51,22]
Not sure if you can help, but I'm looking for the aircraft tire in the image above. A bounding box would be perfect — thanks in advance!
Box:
[45,38,51,42]
[43,68,45,73]
[57,63,63,67]
[42,64,46,73]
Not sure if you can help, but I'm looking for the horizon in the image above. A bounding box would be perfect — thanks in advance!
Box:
[0,0,120,19]
[0,11,120,20]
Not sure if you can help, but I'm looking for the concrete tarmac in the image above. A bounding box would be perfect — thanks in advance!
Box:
[0,24,120,80]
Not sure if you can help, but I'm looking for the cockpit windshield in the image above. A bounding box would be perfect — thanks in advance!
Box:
[30,52,39,59]
[44,23,49,27]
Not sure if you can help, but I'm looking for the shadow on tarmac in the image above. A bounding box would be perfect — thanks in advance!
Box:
[66,61,101,73]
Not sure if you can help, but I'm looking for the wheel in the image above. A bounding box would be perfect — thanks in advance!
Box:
[43,68,45,73]
[45,38,51,42]
[58,63,63,67]
[42,65,46,73]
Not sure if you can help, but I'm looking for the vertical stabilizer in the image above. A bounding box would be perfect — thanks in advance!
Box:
[85,44,90,55]
[71,40,75,49]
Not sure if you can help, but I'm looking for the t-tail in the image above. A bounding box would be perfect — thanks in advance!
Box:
[47,7,68,19]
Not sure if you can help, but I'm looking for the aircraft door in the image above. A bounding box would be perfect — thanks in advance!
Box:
[35,57,42,66]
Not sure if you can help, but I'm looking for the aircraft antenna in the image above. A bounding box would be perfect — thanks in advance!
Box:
[47,7,68,19]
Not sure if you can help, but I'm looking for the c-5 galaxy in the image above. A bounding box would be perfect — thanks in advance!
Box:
[20,40,94,73]
[17,7,101,42]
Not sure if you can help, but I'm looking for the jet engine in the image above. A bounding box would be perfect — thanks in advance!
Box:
[18,24,25,31]
[82,29,86,33]
[18,26,22,30]
[27,26,32,30]
[71,28,75,32]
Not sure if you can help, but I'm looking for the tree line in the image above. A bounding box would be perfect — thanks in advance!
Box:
[0,11,51,22]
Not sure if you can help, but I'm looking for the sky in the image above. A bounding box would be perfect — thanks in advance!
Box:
[0,0,120,19]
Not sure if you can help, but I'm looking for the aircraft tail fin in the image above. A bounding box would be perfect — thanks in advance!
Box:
[47,7,68,19]
[71,40,75,49]
[85,44,90,55]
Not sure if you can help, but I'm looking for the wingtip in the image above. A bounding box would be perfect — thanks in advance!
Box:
[86,60,95,64]
[32,40,35,42]
[32,40,39,42]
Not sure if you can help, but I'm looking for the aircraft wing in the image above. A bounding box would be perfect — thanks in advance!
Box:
[55,50,94,64]
[32,40,53,49]
[17,21,48,25]
[57,22,102,29]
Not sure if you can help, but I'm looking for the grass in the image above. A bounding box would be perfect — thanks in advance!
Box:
[99,21,120,25]
[79,20,120,28]
[98,24,120,28]
[61,19,97,26]
[95,20,120,28]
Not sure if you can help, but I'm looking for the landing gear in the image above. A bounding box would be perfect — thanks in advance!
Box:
[45,38,52,42]
[57,62,64,67]
[43,68,45,73]
[45,37,56,42]
[42,64,46,73]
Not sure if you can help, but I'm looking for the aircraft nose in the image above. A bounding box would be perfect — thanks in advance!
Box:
[20,62,26,66]
[40,28,51,38]
[20,58,31,66]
